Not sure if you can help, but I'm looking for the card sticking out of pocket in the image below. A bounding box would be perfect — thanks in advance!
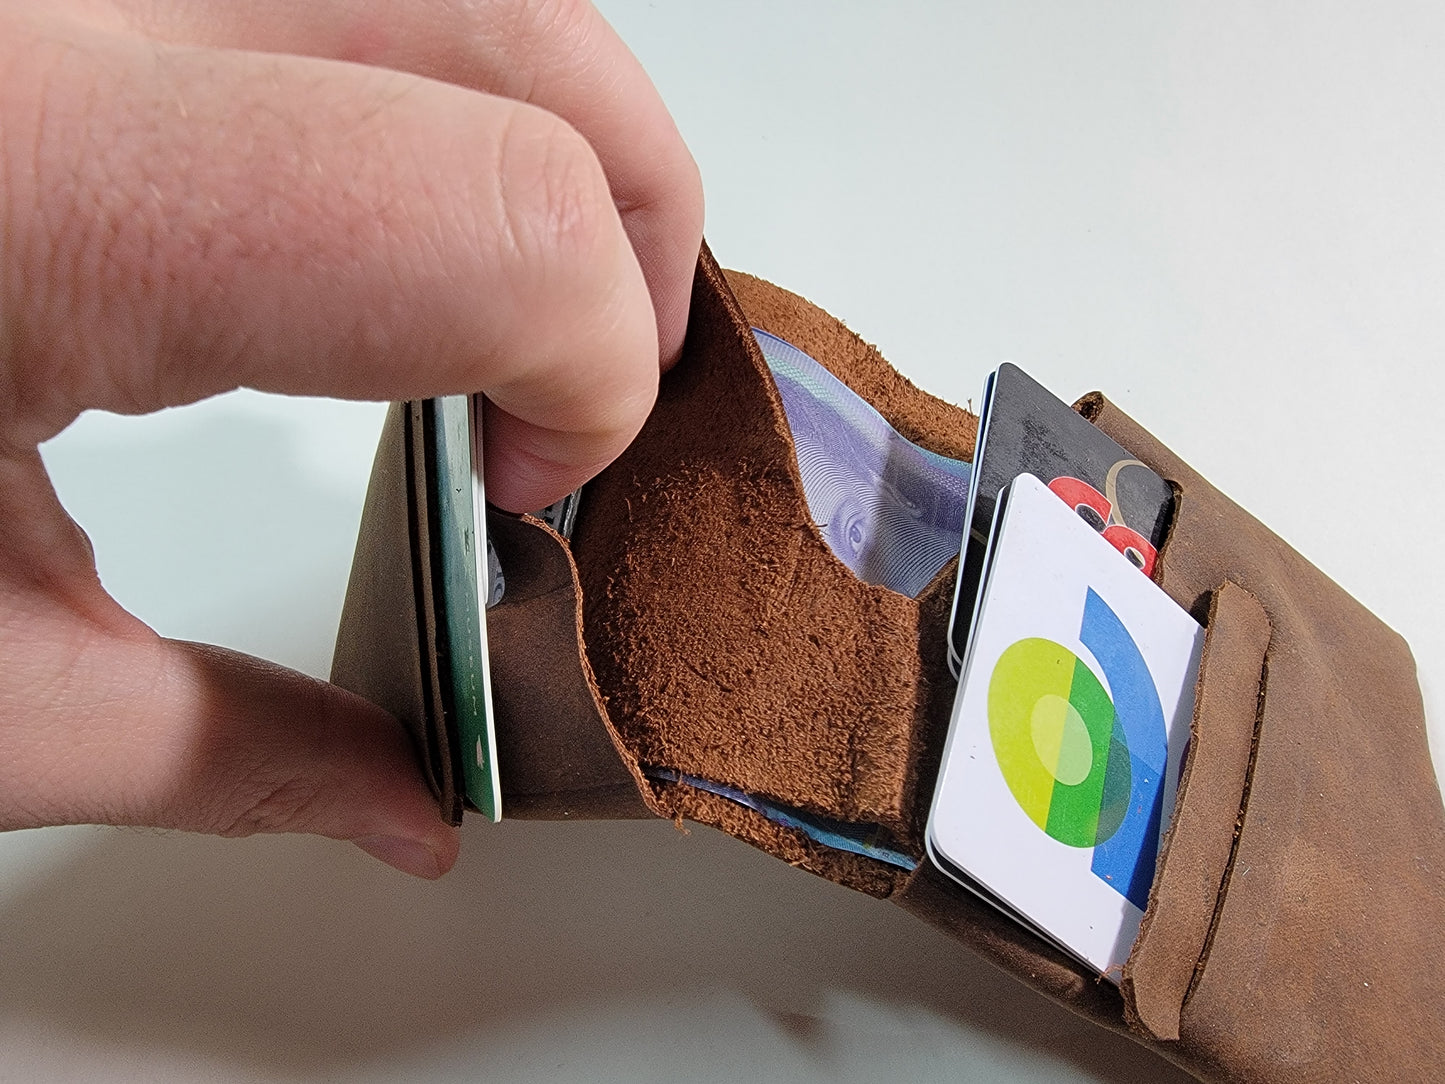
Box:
[949,364,1175,675]
[927,473,1204,979]
[428,394,502,820]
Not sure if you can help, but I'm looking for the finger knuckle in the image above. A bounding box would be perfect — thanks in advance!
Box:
[494,107,615,284]
[1,27,211,425]
[0,31,90,429]
[483,0,596,78]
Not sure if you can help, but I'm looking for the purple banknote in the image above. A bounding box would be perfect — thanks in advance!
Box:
[755,329,973,598]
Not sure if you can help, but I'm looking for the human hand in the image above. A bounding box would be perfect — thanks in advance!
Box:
[0,0,703,876]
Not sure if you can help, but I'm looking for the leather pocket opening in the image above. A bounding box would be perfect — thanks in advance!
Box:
[568,251,971,872]
[486,512,653,820]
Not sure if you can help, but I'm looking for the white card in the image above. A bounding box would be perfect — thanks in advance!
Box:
[926,473,1205,978]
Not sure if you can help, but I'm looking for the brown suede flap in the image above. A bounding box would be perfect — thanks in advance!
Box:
[570,248,963,863]
[485,511,649,820]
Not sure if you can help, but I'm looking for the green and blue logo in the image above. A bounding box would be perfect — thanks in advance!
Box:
[988,588,1169,909]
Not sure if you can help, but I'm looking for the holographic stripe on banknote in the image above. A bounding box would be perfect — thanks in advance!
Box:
[754,329,972,598]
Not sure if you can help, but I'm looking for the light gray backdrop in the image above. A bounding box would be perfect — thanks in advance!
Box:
[9,4,1442,1081]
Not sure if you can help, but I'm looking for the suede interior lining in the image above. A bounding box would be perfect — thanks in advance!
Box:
[722,266,978,845]
[486,512,652,820]
[570,247,976,873]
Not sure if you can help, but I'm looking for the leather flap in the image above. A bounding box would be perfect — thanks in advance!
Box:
[1079,392,1445,1080]
[1122,580,1271,1040]
[486,511,650,819]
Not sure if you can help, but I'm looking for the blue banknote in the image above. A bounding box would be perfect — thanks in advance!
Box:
[646,767,917,870]
[755,329,973,598]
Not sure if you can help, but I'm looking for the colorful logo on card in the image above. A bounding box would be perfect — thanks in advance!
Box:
[988,588,1169,909]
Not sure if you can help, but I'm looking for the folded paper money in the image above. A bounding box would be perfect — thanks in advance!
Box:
[332,244,1445,1083]
[754,327,972,598]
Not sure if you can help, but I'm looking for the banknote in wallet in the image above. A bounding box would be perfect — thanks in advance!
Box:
[754,329,972,599]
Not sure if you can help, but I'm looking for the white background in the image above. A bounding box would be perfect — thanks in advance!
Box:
[8,3,1443,1082]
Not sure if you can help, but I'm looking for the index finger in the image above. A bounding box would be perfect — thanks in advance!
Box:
[2,18,658,511]
[105,0,706,367]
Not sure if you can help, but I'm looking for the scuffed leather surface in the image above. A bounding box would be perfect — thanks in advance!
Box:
[1081,395,1445,1082]
[333,253,1443,1083]
[1123,581,1272,1041]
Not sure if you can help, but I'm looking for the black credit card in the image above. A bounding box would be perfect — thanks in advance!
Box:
[947,363,1175,673]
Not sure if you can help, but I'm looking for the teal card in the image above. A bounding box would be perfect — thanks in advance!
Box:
[431,394,502,820]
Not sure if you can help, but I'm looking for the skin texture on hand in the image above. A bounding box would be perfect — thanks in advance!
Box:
[0,0,704,877]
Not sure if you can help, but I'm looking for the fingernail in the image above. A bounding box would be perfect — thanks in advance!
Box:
[353,834,442,879]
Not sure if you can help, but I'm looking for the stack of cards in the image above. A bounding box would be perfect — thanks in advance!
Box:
[927,473,1203,976]
[925,363,1204,980]
[428,394,502,822]
[947,363,1175,676]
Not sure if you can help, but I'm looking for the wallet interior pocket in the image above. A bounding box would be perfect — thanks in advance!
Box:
[485,512,652,820]
[564,249,976,890]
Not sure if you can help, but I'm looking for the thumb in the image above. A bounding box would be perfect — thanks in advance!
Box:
[1,426,456,879]
[145,640,462,879]
[0,578,458,878]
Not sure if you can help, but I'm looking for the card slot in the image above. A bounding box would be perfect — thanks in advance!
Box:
[896,581,1261,1045]
[331,402,463,824]
[1078,394,1444,1078]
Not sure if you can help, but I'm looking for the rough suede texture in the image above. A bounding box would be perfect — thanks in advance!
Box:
[333,250,1444,1083]
[570,250,962,869]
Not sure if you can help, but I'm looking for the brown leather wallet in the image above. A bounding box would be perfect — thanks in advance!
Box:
[332,244,1445,1083]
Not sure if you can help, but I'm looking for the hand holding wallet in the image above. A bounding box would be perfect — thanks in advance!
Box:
[333,244,1445,1083]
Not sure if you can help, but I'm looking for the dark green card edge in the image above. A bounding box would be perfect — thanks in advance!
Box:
[428,395,502,821]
